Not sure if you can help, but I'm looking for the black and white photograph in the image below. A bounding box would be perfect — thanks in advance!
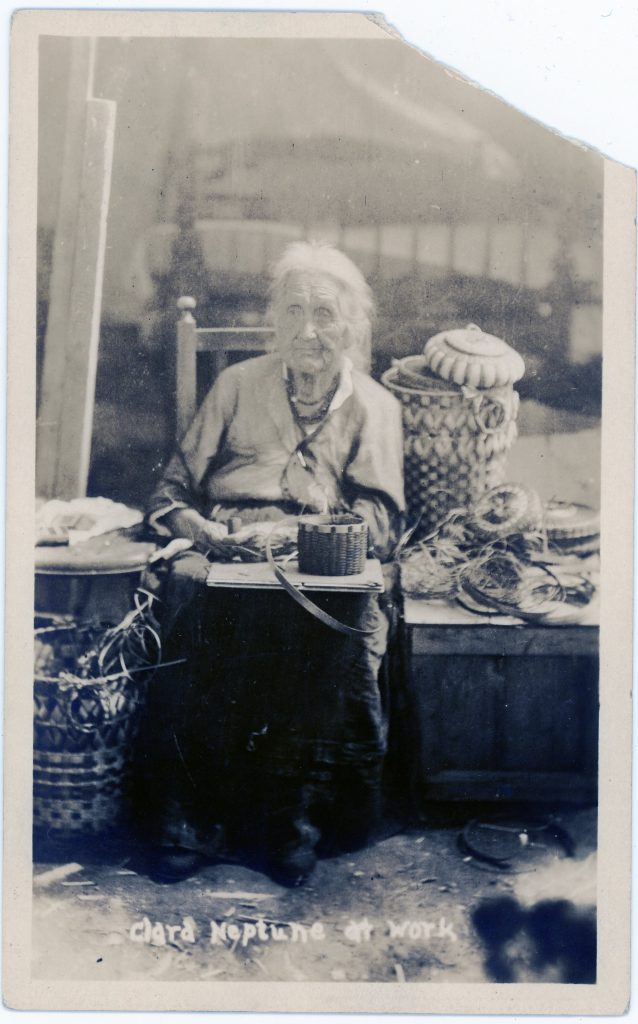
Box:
[4,7,634,1014]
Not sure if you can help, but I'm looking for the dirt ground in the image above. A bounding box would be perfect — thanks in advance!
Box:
[32,805,597,984]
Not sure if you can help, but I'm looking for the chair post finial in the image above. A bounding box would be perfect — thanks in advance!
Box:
[177,295,197,323]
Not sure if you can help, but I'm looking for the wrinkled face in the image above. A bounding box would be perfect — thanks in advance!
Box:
[275,272,348,377]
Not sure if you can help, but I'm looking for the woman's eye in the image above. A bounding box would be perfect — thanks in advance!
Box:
[314,307,335,324]
[286,305,303,318]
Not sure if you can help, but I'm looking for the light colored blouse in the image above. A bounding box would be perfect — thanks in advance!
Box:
[148,354,405,559]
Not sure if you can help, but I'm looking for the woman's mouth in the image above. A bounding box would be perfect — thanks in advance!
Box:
[293,346,324,364]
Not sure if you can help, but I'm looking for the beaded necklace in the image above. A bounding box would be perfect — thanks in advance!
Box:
[286,372,340,427]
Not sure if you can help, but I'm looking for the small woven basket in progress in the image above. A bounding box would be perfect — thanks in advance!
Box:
[382,360,520,533]
[297,514,368,576]
[33,623,147,835]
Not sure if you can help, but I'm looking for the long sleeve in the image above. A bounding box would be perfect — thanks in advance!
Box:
[351,493,403,562]
[343,382,405,561]
[146,368,238,533]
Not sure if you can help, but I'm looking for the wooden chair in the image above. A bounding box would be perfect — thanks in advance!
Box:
[176,295,275,438]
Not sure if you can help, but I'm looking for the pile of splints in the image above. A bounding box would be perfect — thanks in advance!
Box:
[399,483,599,625]
[34,592,166,686]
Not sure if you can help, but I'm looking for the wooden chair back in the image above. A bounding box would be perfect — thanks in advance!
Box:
[176,295,275,438]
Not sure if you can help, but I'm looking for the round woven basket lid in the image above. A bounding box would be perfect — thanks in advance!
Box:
[35,534,157,575]
[423,323,525,389]
[470,483,544,538]
[544,500,600,541]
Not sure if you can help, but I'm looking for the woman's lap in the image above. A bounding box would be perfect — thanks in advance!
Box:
[137,551,391,854]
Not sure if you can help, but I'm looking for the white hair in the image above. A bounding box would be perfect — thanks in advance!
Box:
[267,240,374,372]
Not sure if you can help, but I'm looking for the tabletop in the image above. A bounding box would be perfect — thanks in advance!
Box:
[206,557,384,592]
[402,593,599,657]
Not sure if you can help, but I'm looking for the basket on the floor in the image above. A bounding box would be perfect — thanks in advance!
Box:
[382,359,520,533]
[297,514,368,575]
[33,622,147,834]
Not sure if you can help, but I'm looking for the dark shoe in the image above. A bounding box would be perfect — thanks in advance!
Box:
[147,846,206,884]
[267,842,317,888]
[314,767,381,856]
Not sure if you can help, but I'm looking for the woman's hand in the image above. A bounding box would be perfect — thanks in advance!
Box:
[165,508,229,557]
[225,521,298,558]
[164,511,299,562]
[226,521,296,544]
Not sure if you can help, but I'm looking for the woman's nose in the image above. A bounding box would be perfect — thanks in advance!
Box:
[300,316,317,340]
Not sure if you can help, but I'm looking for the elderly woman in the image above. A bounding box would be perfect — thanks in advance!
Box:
[139,241,404,886]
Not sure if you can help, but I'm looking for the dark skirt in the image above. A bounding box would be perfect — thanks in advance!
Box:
[136,551,392,863]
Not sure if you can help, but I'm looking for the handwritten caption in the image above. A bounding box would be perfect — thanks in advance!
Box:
[129,915,458,947]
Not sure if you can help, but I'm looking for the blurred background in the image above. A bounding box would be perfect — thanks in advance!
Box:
[37,36,603,508]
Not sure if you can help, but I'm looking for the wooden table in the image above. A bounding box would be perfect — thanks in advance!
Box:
[398,595,599,805]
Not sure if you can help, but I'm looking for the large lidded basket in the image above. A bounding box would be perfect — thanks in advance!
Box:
[382,324,524,533]
[33,622,149,835]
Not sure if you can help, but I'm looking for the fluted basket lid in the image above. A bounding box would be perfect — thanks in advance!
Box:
[423,323,525,389]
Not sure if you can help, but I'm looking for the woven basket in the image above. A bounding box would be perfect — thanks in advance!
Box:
[33,623,147,835]
[382,361,520,533]
[297,514,368,575]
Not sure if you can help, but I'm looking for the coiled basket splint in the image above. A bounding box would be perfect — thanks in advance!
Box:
[382,324,524,533]
[33,622,148,835]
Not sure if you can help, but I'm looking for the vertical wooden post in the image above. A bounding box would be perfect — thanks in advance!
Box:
[36,38,93,496]
[36,38,116,498]
[55,97,117,496]
[176,296,198,440]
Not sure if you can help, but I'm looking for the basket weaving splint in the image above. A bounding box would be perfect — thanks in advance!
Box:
[382,324,524,532]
